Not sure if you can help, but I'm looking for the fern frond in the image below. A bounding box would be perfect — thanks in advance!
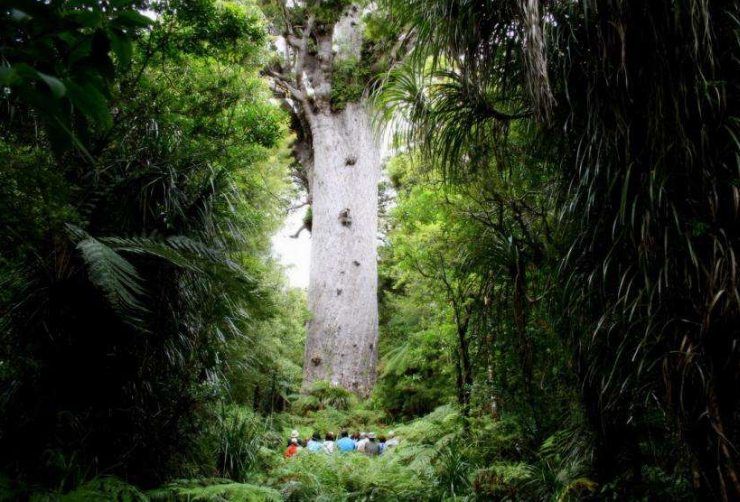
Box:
[381,342,414,377]
[101,235,252,281]
[148,479,280,502]
[59,477,147,502]
[77,237,148,316]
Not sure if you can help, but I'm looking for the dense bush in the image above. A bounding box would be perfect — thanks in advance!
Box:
[0,0,291,488]
[2,0,735,500]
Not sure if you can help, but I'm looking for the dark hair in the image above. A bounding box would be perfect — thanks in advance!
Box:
[312,431,321,441]
[379,435,387,443]
[340,429,349,438]
[325,432,335,441]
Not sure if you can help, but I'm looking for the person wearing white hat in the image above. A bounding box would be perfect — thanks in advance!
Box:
[287,429,300,447]
[322,431,336,454]
[356,432,368,452]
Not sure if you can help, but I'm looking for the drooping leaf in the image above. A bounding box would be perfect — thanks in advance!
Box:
[65,79,113,129]
[107,28,133,68]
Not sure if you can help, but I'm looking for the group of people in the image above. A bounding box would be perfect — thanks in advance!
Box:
[284,429,399,458]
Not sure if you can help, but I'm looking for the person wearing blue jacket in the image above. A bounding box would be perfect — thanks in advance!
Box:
[336,429,356,452]
[306,431,323,452]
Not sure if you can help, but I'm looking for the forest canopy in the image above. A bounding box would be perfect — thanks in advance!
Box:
[1,1,739,501]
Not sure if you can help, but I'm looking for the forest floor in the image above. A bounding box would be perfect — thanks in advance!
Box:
[146,404,494,501]
[257,405,461,500]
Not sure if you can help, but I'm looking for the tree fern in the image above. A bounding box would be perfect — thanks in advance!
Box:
[69,225,258,324]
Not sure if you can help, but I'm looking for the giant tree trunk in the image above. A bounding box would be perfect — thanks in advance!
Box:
[303,104,380,396]
[268,3,382,397]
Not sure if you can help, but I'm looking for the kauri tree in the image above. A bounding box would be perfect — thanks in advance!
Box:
[264,1,403,396]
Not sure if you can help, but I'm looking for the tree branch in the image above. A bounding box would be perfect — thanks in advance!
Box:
[267,69,306,102]
[272,0,293,35]
[294,3,319,92]
[285,34,302,49]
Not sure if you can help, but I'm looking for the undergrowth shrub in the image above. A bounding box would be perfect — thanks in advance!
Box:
[471,463,533,501]
[60,478,148,502]
[346,408,386,427]
[211,406,271,482]
[272,450,433,501]
[301,407,348,434]
[392,404,461,445]
[289,395,321,416]
[0,476,147,502]
[434,440,472,499]
[148,478,280,502]
[290,381,358,415]
[0,404,613,502]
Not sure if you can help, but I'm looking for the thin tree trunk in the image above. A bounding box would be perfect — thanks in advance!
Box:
[512,260,537,425]
[457,313,473,416]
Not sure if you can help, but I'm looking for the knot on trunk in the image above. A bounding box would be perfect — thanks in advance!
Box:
[311,354,322,366]
[339,208,352,227]
[345,155,357,166]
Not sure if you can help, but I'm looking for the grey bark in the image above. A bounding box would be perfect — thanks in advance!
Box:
[304,104,380,396]
[269,3,380,396]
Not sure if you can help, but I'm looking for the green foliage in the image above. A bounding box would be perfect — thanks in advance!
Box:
[57,477,148,502]
[266,406,465,501]
[3,1,736,501]
[377,0,729,498]
[360,8,406,84]
[1,476,282,502]
[472,463,534,501]
[273,452,432,502]
[149,479,280,502]
[290,380,357,415]
[346,408,387,427]
[301,207,312,232]
[224,274,308,414]
[210,406,271,482]
[0,0,152,152]
[309,380,357,410]
[310,0,354,26]
[0,0,292,488]
[330,58,370,111]
[0,477,148,502]
[290,395,322,416]
[170,0,267,63]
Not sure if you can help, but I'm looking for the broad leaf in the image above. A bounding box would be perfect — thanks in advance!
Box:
[37,71,66,98]
[65,79,113,129]
[114,10,154,28]
[107,28,133,68]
